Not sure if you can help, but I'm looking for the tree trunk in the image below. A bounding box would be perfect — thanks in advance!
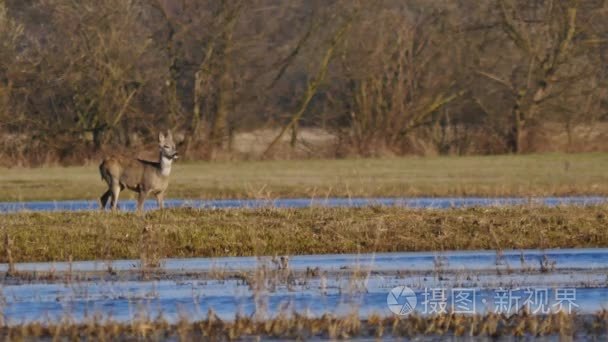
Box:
[507,106,525,154]
[92,126,106,151]
[208,3,239,159]
[290,121,298,148]
[263,14,355,158]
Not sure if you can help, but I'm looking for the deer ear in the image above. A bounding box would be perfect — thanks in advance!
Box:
[159,132,165,143]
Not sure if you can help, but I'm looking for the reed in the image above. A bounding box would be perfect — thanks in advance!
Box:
[0,311,605,340]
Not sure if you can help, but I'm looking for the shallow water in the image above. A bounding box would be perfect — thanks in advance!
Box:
[2,196,607,325]
[1,249,607,325]
[2,248,607,273]
[1,196,607,213]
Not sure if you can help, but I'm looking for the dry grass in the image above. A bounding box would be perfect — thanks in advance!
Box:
[0,153,607,202]
[1,205,607,263]
[1,311,606,340]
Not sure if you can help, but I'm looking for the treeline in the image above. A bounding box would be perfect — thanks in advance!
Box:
[0,0,607,165]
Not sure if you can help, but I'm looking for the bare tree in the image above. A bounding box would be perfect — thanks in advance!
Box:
[15,0,153,150]
[0,0,23,128]
[2,0,608,165]
[328,3,464,155]
[151,0,245,159]
[475,0,601,153]
[262,4,356,157]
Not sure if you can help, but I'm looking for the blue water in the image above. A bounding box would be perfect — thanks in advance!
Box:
[4,282,606,325]
[1,249,608,324]
[1,196,607,213]
[3,248,608,273]
[2,196,607,325]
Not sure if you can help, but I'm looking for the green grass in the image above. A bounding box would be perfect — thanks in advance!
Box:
[2,205,607,262]
[0,153,607,202]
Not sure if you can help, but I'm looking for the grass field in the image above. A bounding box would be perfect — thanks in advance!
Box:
[0,153,607,202]
[1,154,607,338]
[2,205,607,262]
[2,312,604,340]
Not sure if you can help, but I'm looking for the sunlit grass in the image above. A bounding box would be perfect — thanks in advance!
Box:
[2,205,607,263]
[1,311,605,339]
[1,153,607,201]
[2,155,608,339]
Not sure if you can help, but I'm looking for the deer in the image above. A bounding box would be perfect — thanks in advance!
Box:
[99,131,179,213]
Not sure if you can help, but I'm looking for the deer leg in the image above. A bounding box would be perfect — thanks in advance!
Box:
[137,191,148,213]
[100,190,112,210]
[110,182,121,211]
[155,192,164,210]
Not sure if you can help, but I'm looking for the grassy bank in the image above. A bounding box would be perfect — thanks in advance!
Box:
[2,312,605,340]
[1,205,607,263]
[0,153,607,202]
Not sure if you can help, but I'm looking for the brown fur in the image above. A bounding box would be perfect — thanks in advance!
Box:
[99,131,178,212]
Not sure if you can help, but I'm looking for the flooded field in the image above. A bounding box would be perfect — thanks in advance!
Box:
[1,249,607,325]
[1,197,607,338]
